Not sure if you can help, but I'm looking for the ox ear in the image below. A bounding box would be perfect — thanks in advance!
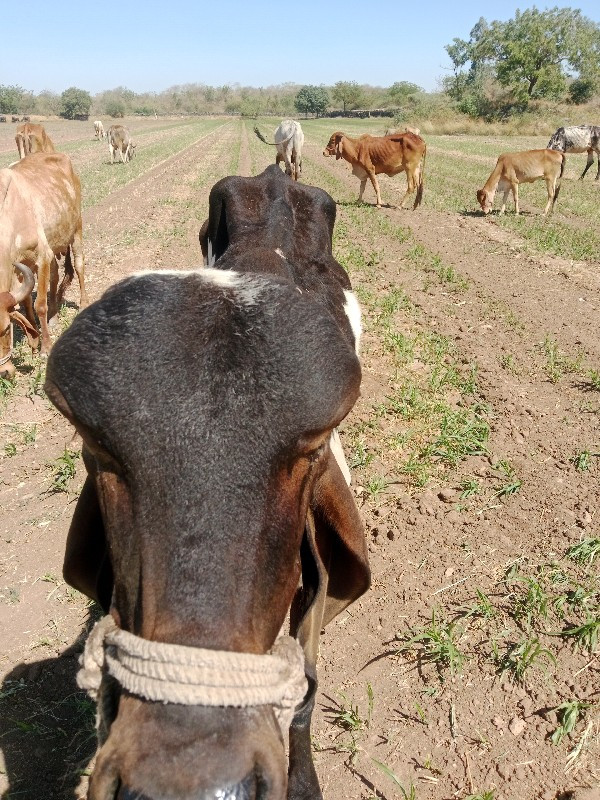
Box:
[294,448,370,667]
[44,379,113,612]
[335,137,343,160]
[62,473,113,612]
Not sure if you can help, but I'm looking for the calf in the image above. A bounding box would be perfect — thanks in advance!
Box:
[15,123,55,159]
[107,124,136,163]
[547,125,600,181]
[0,152,88,376]
[477,149,565,216]
[94,120,105,139]
[323,130,426,208]
[46,165,369,800]
[254,120,305,180]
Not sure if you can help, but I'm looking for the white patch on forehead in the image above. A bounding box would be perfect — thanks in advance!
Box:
[275,248,286,260]
[15,234,22,249]
[343,290,362,355]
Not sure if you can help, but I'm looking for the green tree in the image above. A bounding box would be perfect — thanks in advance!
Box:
[388,81,422,105]
[568,77,596,103]
[446,8,600,106]
[0,84,25,114]
[60,86,92,119]
[105,99,126,118]
[332,81,363,114]
[294,85,329,118]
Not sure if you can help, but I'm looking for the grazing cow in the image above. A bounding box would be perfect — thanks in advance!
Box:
[547,124,600,181]
[0,116,6,123]
[94,120,105,139]
[15,123,56,159]
[0,263,36,378]
[20,115,30,122]
[0,152,88,376]
[254,120,304,180]
[323,130,426,208]
[477,149,565,216]
[107,124,136,163]
[45,164,369,800]
[11,116,19,123]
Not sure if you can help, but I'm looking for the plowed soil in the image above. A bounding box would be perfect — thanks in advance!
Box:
[1,117,599,800]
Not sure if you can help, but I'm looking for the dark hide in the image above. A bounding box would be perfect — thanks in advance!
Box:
[547,125,600,180]
[46,167,370,800]
[199,165,355,346]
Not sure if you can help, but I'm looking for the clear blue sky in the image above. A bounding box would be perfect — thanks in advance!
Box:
[3,1,599,95]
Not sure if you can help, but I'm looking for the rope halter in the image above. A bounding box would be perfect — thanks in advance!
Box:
[78,616,308,736]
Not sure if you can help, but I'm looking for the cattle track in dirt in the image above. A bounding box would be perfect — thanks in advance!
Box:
[1,119,599,800]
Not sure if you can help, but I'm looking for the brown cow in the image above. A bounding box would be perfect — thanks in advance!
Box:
[0,152,88,376]
[107,124,136,163]
[323,130,426,208]
[15,123,56,159]
[477,149,565,216]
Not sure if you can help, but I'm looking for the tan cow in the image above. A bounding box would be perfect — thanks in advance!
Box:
[0,152,88,376]
[477,149,565,216]
[107,124,136,163]
[15,123,56,159]
[323,131,426,208]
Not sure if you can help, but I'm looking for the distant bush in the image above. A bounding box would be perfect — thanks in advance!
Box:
[60,87,92,120]
[568,78,596,104]
[106,99,126,118]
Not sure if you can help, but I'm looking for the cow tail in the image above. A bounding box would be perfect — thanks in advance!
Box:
[254,126,269,145]
[554,153,566,203]
[414,147,426,209]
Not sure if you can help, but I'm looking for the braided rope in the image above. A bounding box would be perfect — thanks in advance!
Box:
[78,616,307,735]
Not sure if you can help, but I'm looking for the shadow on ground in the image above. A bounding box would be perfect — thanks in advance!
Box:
[0,619,97,800]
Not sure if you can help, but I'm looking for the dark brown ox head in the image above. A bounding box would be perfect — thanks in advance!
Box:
[45,259,369,799]
[322,132,345,159]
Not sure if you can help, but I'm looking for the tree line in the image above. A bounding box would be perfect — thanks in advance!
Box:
[0,81,423,120]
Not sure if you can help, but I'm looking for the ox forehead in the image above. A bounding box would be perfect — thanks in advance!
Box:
[47,269,360,459]
[206,165,337,264]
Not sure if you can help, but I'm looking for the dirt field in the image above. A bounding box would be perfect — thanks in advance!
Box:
[1,116,599,800]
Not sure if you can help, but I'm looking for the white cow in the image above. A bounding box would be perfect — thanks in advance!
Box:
[254,120,304,181]
[94,120,105,139]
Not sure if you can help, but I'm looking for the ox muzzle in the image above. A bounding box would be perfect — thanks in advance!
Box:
[80,617,307,800]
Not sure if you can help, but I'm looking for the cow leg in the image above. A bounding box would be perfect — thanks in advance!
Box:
[71,231,88,309]
[108,143,114,164]
[368,171,382,207]
[47,258,60,323]
[580,150,593,180]
[358,178,368,203]
[34,254,52,355]
[543,179,555,216]
[284,152,293,178]
[511,182,520,215]
[498,188,510,214]
[595,152,600,181]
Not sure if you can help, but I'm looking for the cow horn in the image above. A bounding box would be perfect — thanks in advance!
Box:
[9,262,35,307]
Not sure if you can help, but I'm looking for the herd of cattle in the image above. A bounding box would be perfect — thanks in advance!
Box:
[0,114,598,799]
